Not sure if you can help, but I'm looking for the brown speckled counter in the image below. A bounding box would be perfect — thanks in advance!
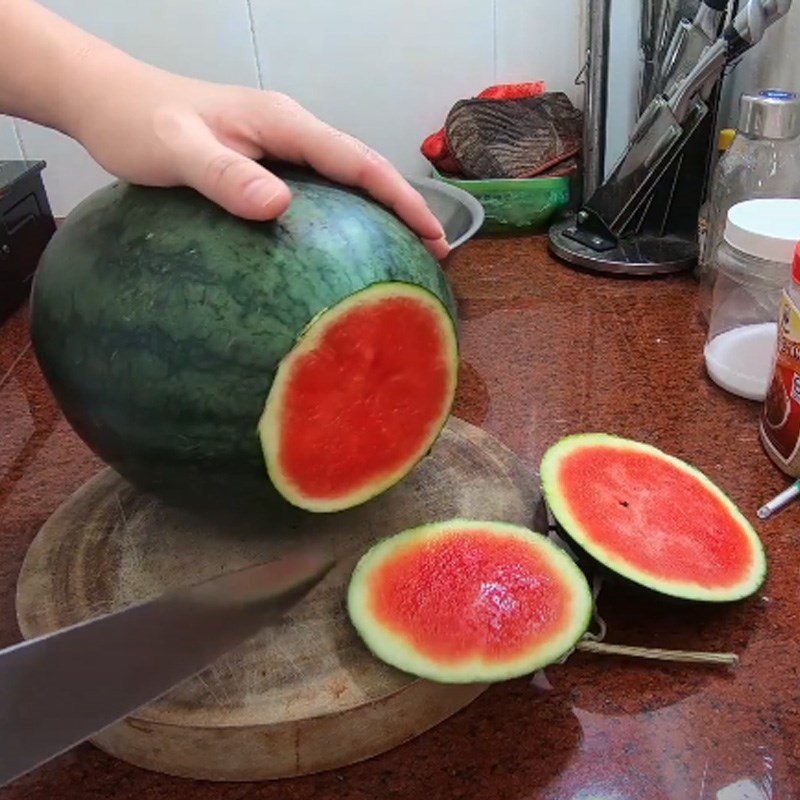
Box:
[1,236,798,799]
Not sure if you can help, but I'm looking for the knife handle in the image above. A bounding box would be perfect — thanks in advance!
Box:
[724,0,792,61]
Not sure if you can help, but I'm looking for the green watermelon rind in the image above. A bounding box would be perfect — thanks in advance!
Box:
[258,281,459,513]
[30,168,458,508]
[540,433,767,603]
[347,519,594,684]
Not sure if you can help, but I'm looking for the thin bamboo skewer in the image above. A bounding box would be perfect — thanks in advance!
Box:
[576,639,738,665]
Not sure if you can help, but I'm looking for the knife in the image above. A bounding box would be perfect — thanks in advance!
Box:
[656,0,728,98]
[576,0,792,240]
[0,550,334,787]
[641,0,683,111]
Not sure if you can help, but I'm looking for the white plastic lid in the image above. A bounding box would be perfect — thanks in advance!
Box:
[724,199,800,263]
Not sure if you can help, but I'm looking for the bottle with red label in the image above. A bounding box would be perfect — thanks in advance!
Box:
[761,242,800,473]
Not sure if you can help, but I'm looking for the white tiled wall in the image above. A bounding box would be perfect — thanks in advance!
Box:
[249,0,495,180]
[604,0,641,177]
[494,0,583,103]
[0,0,583,216]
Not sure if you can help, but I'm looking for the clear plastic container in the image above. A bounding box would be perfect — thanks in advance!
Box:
[698,90,800,321]
[696,128,734,277]
[705,199,800,400]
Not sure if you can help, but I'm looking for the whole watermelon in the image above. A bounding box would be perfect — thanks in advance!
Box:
[31,166,457,506]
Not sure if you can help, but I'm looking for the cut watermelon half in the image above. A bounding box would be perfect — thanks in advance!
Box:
[259,283,458,512]
[540,434,767,602]
[347,520,593,683]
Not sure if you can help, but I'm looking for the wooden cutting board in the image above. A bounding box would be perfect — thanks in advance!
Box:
[16,417,540,781]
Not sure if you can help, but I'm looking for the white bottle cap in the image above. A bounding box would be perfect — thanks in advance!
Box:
[724,199,800,263]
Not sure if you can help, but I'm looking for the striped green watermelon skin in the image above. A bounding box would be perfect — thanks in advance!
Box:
[31,166,457,504]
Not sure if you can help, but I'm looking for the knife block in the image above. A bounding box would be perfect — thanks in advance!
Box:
[15,418,540,781]
[548,90,721,276]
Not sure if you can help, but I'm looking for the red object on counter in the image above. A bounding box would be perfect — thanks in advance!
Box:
[792,241,800,284]
[421,82,546,176]
[476,82,546,100]
[420,129,462,176]
[760,242,800,468]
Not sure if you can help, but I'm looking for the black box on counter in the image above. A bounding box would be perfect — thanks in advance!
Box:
[0,160,56,323]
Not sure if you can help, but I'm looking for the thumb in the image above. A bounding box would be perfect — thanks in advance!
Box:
[175,124,291,220]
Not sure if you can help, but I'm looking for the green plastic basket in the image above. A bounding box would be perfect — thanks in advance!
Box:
[431,168,571,234]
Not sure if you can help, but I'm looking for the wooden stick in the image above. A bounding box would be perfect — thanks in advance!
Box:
[576,639,738,665]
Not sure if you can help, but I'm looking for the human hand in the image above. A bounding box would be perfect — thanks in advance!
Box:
[1,0,448,257]
[73,68,450,259]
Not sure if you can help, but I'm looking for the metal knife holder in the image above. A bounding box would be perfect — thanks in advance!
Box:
[548,0,785,275]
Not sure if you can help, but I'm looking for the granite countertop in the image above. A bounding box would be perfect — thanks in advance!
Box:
[1,235,797,799]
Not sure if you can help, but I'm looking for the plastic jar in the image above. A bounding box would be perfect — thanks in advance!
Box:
[705,199,800,400]
[698,90,800,323]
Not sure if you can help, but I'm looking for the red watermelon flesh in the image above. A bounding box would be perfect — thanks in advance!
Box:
[370,530,573,662]
[260,283,457,512]
[541,434,766,602]
[347,520,592,683]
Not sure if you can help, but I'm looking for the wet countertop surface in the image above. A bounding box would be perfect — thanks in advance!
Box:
[1,235,798,799]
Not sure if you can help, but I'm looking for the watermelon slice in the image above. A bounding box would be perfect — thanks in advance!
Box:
[347,520,593,683]
[259,283,458,512]
[540,434,766,602]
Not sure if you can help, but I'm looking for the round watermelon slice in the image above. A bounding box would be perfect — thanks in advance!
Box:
[259,283,458,512]
[347,520,593,683]
[540,434,767,602]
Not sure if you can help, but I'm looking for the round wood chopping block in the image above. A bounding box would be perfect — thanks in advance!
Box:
[16,417,540,781]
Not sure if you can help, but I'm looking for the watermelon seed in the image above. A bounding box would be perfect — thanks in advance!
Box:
[619,500,629,508]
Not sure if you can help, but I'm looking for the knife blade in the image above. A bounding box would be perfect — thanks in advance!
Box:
[580,0,791,238]
[656,0,727,99]
[0,549,334,787]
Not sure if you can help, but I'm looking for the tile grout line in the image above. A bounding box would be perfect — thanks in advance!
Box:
[11,118,28,160]
[245,0,265,90]
[492,0,498,82]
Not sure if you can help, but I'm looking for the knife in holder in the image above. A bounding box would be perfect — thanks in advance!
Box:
[549,0,792,275]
